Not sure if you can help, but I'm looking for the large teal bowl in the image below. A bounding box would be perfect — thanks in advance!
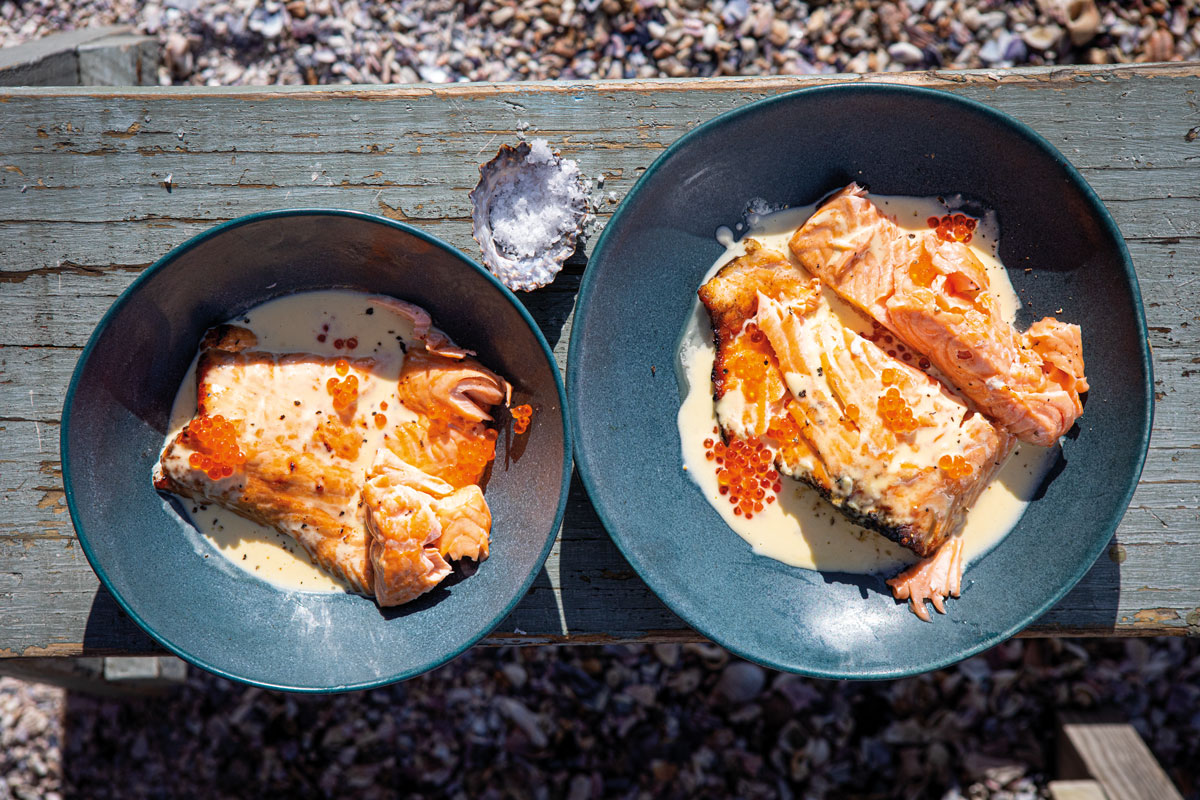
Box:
[568,84,1152,678]
[63,210,571,692]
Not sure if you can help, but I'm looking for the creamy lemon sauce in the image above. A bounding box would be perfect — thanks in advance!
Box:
[161,290,424,592]
[677,196,1058,574]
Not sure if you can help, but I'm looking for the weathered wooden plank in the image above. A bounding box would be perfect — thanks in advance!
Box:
[0,233,1195,350]
[1,66,1196,163]
[1047,780,1107,800]
[1057,712,1184,800]
[1,64,1198,655]
[0,26,135,88]
[76,34,159,88]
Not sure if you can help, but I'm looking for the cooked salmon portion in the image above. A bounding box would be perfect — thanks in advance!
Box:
[790,183,1088,446]
[388,350,508,489]
[700,242,1014,559]
[155,312,510,607]
[362,450,491,605]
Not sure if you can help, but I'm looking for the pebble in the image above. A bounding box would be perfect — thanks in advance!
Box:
[1062,0,1104,45]
[888,40,927,63]
[163,31,192,79]
[1022,23,1065,50]
[714,660,766,704]
[495,696,547,748]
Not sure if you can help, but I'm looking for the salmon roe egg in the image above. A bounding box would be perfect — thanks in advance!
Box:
[938,454,973,480]
[182,413,245,480]
[909,257,938,287]
[327,373,359,411]
[932,212,977,243]
[878,387,919,434]
[434,420,499,487]
[710,435,782,517]
[511,404,534,435]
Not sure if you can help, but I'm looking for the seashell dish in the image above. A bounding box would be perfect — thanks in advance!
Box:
[470,139,589,292]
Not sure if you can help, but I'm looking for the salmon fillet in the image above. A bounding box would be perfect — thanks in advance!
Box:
[154,310,510,606]
[699,242,1014,560]
[790,183,1087,446]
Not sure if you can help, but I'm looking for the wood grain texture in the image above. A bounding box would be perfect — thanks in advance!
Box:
[1,63,1198,657]
[1047,781,1108,800]
[1057,712,1184,800]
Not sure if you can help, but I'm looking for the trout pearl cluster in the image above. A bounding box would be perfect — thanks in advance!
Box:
[429,414,500,487]
[705,433,782,520]
[878,387,919,434]
[927,212,977,243]
[326,364,359,412]
[183,414,246,480]
[938,454,973,480]
[511,404,533,435]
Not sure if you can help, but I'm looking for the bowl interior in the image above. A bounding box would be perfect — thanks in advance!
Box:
[64,212,569,691]
[570,84,1151,678]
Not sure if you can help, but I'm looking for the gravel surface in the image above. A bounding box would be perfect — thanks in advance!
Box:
[3,638,1199,799]
[0,1,1197,86]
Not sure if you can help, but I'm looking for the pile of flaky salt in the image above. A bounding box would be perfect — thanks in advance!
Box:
[471,138,589,292]
[490,140,585,258]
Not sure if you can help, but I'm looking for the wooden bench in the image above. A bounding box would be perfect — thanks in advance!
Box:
[1,63,1198,661]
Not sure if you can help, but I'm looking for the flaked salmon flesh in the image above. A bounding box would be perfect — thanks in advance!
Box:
[154,303,512,607]
[699,242,1014,569]
[790,184,1087,446]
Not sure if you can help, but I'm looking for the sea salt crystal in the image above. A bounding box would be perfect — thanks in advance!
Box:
[487,138,585,260]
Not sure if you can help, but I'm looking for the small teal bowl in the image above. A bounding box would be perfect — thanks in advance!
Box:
[62,210,571,692]
[569,84,1152,678]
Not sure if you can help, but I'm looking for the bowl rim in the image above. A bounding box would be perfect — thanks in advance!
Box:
[61,208,573,693]
[568,82,1154,679]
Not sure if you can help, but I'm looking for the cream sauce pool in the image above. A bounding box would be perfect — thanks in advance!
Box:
[160,290,423,593]
[677,195,1058,574]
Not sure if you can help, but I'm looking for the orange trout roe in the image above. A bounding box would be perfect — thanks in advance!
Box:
[928,212,977,244]
[938,454,973,480]
[374,413,388,429]
[326,371,359,412]
[723,325,781,405]
[511,404,533,435]
[878,387,919,434]
[430,415,499,486]
[704,436,782,519]
[182,414,246,480]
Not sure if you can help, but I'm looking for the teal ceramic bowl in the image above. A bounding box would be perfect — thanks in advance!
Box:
[62,210,571,692]
[569,84,1152,678]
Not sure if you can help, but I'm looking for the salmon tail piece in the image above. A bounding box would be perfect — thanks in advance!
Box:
[886,536,965,622]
